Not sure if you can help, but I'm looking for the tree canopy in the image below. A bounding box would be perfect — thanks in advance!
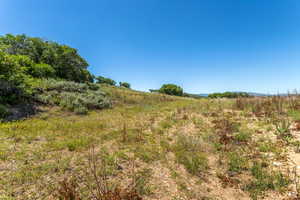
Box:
[0,34,95,104]
[119,82,131,88]
[159,84,183,96]
[95,76,116,86]
[0,34,93,82]
[208,92,250,98]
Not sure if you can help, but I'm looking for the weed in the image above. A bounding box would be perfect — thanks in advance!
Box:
[245,162,290,199]
[273,117,292,141]
[234,131,252,144]
[173,135,208,176]
[227,152,249,173]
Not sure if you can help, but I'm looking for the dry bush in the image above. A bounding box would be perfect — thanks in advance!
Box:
[235,96,287,117]
[56,178,81,200]
[212,118,240,146]
[55,148,142,200]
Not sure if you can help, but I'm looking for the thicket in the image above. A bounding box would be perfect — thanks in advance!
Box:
[208,92,250,98]
[0,34,112,117]
[159,84,183,96]
[33,79,111,114]
[95,76,116,86]
[119,82,131,88]
[0,34,94,104]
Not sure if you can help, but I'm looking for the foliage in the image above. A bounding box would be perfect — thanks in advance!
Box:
[34,79,111,114]
[119,82,131,89]
[208,92,250,98]
[28,63,56,78]
[0,34,92,83]
[96,76,116,86]
[0,34,95,106]
[0,104,9,119]
[32,78,99,93]
[0,52,33,104]
[159,84,183,96]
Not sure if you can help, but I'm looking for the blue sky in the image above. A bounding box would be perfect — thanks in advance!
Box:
[1,0,300,93]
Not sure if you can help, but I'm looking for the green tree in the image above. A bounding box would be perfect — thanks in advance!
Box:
[159,84,183,96]
[119,82,130,88]
[208,92,250,98]
[0,34,91,82]
[95,76,116,85]
[0,52,32,104]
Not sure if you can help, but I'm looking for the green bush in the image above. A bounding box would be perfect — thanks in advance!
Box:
[159,84,183,96]
[95,76,116,86]
[119,82,130,88]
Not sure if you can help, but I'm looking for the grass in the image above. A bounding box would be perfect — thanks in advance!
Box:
[1,85,299,199]
[246,162,290,200]
[172,135,209,176]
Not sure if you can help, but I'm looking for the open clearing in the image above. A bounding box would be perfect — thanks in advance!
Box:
[1,85,300,200]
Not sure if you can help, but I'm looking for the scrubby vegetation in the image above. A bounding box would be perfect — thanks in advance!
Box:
[119,82,131,89]
[0,34,115,120]
[96,76,117,86]
[159,84,183,96]
[33,79,111,114]
[208,91,250,98]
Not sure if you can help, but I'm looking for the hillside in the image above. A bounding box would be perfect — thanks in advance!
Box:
[1,85,300,200]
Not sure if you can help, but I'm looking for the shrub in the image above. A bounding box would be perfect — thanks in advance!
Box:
[32,79,99,93]
[119,82,131,88]
[95,76,116,86]
[34,79,111,114]
[173,135,208,175]
[159,84,183,96]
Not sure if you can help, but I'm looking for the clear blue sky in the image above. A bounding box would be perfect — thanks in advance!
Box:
[1,0,300,94]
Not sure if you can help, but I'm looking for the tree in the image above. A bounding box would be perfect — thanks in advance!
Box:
[119,82,130,89]
[0,34,91,82]
[159,84,183,96]
[0,52,32,104]
[208,92,250,98]
[95,76,116,86]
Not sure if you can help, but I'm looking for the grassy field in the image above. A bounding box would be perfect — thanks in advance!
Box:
[1,85,300,200]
